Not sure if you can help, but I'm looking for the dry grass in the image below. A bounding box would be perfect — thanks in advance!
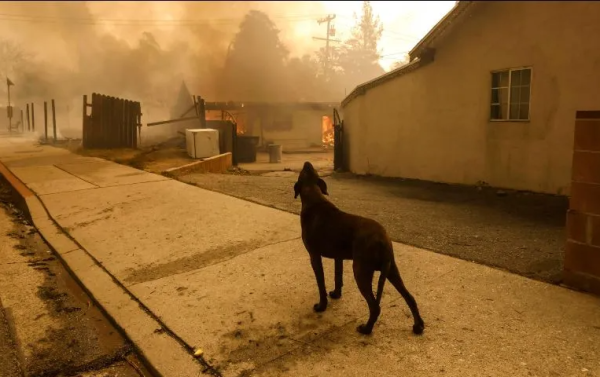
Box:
[55,137,196,174]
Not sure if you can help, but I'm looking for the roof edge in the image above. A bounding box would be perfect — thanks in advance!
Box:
[341,1,478,108]
[341,58,426,108]
[408,1,475,60]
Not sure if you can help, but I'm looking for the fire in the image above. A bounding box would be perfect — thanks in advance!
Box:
[322,116,334,148]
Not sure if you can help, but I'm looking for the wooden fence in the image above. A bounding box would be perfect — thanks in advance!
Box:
[82,93,142,149]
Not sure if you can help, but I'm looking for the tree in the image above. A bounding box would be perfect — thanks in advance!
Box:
[0,39,29,79]
[0,38,53,103]
[219,10,290,101]
[337,1,385,88]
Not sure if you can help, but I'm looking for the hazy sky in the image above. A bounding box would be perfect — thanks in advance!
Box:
[297,1,456,70]
[88,1,457,71]
[0,0,457,108]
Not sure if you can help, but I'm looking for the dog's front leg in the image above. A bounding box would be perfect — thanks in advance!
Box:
[309,254,328,312]
[329,258,343,299]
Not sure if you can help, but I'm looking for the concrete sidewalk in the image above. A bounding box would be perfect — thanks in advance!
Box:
[1,132,599,377]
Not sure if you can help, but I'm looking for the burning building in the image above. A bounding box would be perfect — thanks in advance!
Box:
[162,83,339,151]
[204,101,339,151]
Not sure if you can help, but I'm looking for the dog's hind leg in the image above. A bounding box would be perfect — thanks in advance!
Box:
[309,254,328,312]
[353,261,380,335]
[387,263,425,335]
[329,258,343,299]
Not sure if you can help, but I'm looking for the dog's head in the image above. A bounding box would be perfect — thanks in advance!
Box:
[294,161,328,199]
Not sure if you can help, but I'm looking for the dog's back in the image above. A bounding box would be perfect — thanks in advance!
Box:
[300,194,393,266]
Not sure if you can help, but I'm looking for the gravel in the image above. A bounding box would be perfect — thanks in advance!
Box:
[180,171,567,284]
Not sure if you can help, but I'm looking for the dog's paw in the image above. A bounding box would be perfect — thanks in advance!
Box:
[328,290,342,299]
[356,324,373,335]
[313,302,327,313]
[412,322,425,335]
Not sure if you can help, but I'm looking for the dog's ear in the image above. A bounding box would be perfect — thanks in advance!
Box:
[294,181,301,199]
[317,178,328,196]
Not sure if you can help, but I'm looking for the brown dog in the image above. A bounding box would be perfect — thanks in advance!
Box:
[294,162,424,335]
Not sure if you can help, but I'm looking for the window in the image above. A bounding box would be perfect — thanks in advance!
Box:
[269,108,293,131]
[490,67,531,121]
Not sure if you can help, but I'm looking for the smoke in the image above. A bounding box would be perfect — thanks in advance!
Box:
[0,1,328,142]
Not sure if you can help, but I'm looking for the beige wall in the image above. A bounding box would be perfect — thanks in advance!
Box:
[254,109,325,150]
[343,1,600,195]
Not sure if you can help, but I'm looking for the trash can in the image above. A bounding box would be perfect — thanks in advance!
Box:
[236,135,259,163]
[268,144,282,163]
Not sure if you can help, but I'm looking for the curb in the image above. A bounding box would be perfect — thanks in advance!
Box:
[0,160,220,377]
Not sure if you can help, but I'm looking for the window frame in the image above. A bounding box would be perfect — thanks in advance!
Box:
[489,66,532,122]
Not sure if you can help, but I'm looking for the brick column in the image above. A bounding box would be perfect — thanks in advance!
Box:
[564,111,600,295]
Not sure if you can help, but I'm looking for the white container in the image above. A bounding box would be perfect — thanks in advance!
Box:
[268,144,282,163]
[185,128,220,159]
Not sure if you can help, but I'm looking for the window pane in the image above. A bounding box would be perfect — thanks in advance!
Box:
[520,86,530,102]
[491,105,501,119]
[498,71,509,87]
[519,104,530,120]
[491,103,508,120]
[510,86,521,103]
[510,70,522,86]
[499,88,509,103]
[509,103,520,119]
[491,88,500,103]
[521,69,531,85]
[491,73,500,88]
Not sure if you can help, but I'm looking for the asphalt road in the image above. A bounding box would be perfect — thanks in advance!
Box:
[0,181,149,377]
[180,170,568,284]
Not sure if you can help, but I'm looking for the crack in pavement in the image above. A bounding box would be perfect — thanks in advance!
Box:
[52,164,100,188]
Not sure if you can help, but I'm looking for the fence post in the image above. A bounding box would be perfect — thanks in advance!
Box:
[31,103,35,132]
[20,109,24,132]
[26,104,30,131]
[51,99,57,143]
[44,101,48,143]
[82,95,87,148]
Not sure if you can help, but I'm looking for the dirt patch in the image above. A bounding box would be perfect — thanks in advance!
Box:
[0,181,149,377]
[0,297,21,376]
[124,238,273,285]
[55,137,196,174]
[219,310,337,376]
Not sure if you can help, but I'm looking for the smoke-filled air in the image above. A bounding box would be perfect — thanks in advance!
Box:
[0,1,390,140]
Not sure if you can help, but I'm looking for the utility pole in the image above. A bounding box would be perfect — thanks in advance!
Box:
[6,77,14,132]
[313,14,340,80]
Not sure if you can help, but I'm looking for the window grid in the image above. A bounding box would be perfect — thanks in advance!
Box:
[490,67,531,121]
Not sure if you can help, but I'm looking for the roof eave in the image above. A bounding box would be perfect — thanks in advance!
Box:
[341,1,478,108]
[341,58,426,108]
[408,1,475,61]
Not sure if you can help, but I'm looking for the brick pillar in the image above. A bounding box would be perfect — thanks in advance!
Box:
[564,111,600,295]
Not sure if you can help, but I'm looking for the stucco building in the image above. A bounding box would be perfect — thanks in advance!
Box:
[341,1,600,196]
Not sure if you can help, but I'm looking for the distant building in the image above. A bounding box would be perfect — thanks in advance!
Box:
[205,102,339,151]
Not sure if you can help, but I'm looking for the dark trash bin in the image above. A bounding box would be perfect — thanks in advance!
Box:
[236,135,259,163]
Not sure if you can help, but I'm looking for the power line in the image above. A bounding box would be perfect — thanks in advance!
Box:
[0,12,329,26]
[378,51,410,61]
[380,51,408,57]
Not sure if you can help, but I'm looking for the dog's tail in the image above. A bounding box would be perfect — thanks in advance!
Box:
[375,260,391,305]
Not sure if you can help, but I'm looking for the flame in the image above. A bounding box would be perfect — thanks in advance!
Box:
[322,116,334,148]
